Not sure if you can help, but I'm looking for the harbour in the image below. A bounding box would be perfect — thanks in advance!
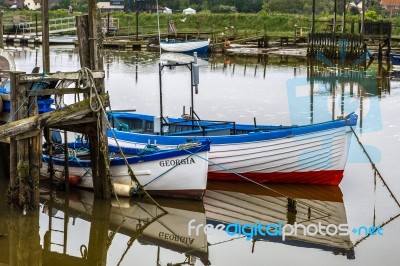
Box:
[0,44,399,265]
[1,1,400,264]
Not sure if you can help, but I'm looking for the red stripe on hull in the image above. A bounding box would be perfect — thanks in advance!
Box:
[207,170,344,186]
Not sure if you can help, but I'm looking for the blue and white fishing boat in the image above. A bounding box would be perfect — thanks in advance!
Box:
[41,141,210,199]
[107,112,358,186]
[160,39,210,54]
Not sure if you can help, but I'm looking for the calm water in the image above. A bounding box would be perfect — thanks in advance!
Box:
[1,45,400,266]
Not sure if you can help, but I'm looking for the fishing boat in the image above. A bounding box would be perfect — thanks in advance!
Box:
[41,141,210,199]
[389,53,400,70]
[107,112,358,186]
[204,181,355,258]
[160,39,210,54]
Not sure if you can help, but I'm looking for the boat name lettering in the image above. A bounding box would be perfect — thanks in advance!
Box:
[159,232,195,244]
[159,157,195,167]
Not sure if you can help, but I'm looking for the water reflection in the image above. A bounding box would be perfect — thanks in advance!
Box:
[39,186,208,266]
[204,182,354,259]
[2,46,400,264]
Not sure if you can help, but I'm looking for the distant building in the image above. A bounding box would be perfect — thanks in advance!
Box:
[164,7,172,14]
[24,0,41,10]
[5,0,24,9]
[5,0,56,9]
[381,0,400,17]
[97,2,125,12]
[182,7,196,14]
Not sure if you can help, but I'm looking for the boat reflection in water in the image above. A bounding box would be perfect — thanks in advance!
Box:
[204,182,355,259]
[39,188,209,266]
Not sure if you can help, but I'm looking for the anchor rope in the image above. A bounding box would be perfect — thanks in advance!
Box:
[350,126,400,208]
[77,67,167,214]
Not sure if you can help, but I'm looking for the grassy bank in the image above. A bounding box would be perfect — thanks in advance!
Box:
[3,10,400,38]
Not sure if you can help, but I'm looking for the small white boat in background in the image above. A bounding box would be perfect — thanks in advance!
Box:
[41,141,210,200]
[39,35,77,44]
[160,39,210,54]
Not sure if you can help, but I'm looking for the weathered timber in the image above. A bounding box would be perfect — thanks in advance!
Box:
[18,71,105,82]
[85,1,111,200]
[42,0,50,72]
[0,94,109,139]
[76,15,91,69]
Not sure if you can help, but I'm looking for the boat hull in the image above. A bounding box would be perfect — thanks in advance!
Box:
[41,144,210,199]
[390,53,400,69]
[107,113,357,186]
[160,40,209,54]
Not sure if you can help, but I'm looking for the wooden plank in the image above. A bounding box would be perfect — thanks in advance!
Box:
[15,129,40,140]
[0,137,10,143]
[27,87,92,96]
[51,117,98,127]
[19,71,105,82]
[0,94,109,139]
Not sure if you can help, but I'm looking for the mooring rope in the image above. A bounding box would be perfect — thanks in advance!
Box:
[350,126,400,208]
[77,67,168,214]
[182,148,332,216]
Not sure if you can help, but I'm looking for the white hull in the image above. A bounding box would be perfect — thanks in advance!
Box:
[41,150,209,198]
[160,40,209,53]
[109,126,353,185]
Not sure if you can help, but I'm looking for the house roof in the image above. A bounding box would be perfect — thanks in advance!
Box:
[97,2,124,9]
[381,0,400,6]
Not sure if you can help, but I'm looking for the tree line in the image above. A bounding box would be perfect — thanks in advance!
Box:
[50,0,385,17]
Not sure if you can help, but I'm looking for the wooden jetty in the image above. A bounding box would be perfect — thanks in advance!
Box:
[307,0,392,59]
[0,0,112,210]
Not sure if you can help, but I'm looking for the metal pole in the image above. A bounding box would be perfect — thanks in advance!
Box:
[190,62,194,120]
[159,63,164,135]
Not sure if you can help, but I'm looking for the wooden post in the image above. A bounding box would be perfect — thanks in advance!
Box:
[7,71,41,209]
[28,86,41,206]
[136,11,139,41]
[41,0,50,72]
[87,1,111,199]
[76,15,91,68]
[343,0,346,33]
[333,0,337,34]
[0,10,4,49]
[361,0,365,35]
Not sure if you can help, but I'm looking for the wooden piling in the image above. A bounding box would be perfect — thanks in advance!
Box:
[0,11,4,49]
[41,0,50,72]
[2,69,109,209]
